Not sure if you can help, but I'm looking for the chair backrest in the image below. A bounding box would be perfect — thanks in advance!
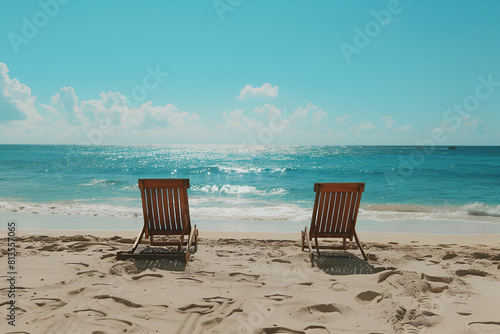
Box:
[138,179,191,235]
[310,183,365,240]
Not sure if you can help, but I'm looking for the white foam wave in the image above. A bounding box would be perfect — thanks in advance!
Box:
[361,203,500,223]
[0,198,309,221]
[464,202,500,217]
[0,200,141,218]
[191,184,287,196]
[1,199,498,224]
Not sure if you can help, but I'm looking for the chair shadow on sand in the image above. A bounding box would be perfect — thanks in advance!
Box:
[132,246,195,272]
[312,251,388,275]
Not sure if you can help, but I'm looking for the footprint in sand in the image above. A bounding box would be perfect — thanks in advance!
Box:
[68,287,86,295]
[355,291,382,304]
[297,282,313,286]
[229,272,260,282]
[468,321,500,333]
[455,269,488,277]
[265,293,292,302]
[304,325,331,334]
[203,296,234,304]
[442,253,458,260]
[401,323,425,333]
[39,244,65,251]
[271,258,292,264]
[74,308,108,317]
[94,295,142,308]
[471,252,491,259]
[176,303,214,315]
[305,303,344,314]
[65,262,90,267]
[451,302,473,316]
[258,327,305,334]
[131,273,164,280]
[176,277,203,283]
[378,270,399,283]
[330,283,348,292]
[77,270,105,278]
[421,273,453,284]
[31,297,67,310]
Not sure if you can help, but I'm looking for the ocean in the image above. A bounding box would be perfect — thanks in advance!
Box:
[1,145,499,233]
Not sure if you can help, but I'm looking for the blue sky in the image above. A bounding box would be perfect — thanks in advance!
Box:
[0,0,499,145]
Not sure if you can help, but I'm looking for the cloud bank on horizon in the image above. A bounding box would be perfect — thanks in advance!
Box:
[0,62,422,145]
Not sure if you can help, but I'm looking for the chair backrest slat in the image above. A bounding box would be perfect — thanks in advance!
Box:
[157,188,165,229]
[168,188,176,230]
[311,183,365,238]
[151,188,159,231]
[331,191,343,233]
[173,187,181,230]
[324,191,335,233]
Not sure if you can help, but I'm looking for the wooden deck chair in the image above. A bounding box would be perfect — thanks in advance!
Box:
[301,183,367,260]
[117,179,198,262]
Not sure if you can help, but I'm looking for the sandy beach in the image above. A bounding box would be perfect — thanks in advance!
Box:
[2,230,500,334]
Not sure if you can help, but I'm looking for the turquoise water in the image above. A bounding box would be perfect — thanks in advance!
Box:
[0,145,499,229]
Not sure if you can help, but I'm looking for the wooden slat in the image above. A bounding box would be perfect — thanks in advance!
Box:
[314,183,364,193]
[157,188,165,230]
[331,191,343,233]
[152,188,160,231]
[325,191,335,233]
[139,179,190,189]
[339,192,352,233]
[162,188,170,230]
[145,189,154,232]
[337,192,348,233]
[316,191,328,234]
[179,187,191,234]
[173,188,181,230]
[168,188,176,230]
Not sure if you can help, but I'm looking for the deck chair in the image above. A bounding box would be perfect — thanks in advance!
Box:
[117,179,198,262]
[301,183,367,260]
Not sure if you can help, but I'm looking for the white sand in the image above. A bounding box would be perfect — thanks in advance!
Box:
[2,230,500,333]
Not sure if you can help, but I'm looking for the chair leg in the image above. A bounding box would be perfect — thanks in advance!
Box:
[301,228,305,251]
[194,228,198,251]
[187,225,196,253]
[131,225,146,253]
[353,230,368,261]
[314,233,320,257]
[303,227,313,253]
[343,238,346,250]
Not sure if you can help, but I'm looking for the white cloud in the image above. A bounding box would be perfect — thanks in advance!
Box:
[395,125,412,131]
[0,62,41,122]
[221,109,262,134]
[313,108,328,124]
[336,114,351,123]
[461,116,488,135]
[382,115,395,128]
[354,119,376,131]
[292,102,320,119]
[253,104,282,119]
[237,83,279,100]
